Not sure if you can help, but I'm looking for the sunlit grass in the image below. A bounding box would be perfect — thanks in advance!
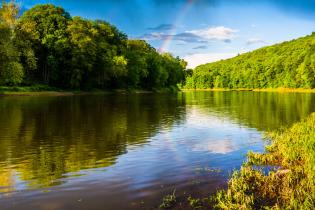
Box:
[181,88,315,93]
[215,113,315,209]
[159,190,177,209]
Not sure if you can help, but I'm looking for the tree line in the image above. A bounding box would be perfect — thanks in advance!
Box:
[0,2,187,90]
[184,33,315,89]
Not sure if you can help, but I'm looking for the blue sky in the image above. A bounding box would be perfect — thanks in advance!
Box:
[18,0,315,68]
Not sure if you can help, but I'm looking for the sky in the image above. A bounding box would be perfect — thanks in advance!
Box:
[17,0,315,68]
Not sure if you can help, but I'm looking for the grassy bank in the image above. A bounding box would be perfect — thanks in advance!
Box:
[158,113,315,209]
[0,85,70,96]
[181,88,315,93]
[0,86,179,96]
[216,113,315,209]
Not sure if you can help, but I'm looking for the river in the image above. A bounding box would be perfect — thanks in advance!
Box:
[0,91,314,210]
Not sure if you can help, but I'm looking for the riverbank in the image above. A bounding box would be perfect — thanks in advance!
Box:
[2,87,315,96]
[0,86,178,96]
[181,88,315,93]
[158,113,315,209]
[215,112,315,209]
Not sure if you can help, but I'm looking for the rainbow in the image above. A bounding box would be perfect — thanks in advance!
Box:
[159,0,196,52]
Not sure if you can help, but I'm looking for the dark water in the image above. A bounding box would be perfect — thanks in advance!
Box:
[0,91,314,210]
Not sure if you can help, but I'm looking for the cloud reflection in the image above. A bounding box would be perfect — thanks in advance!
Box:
[192,139,236,154]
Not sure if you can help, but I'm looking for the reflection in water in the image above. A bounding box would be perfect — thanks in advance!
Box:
[0,94,186,191]
[0,91,314,210]
[183,91,315,130]
[0,170,15,194]
[192,139,236,154]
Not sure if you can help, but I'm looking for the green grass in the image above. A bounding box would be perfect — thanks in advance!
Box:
[187,196,203,209]
[159,190,177,209]
[0,85,180,96]
[0,85,59,92]
[0,85,63,95]
[215,113,315,209]
[181,88,315,93]
[156,113,315,210]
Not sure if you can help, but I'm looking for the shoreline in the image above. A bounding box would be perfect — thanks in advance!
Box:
[181,88,315,93]
[157,113,315,209]
[215,113,315,209]
[0,89,175,96]
[1,87,315,97]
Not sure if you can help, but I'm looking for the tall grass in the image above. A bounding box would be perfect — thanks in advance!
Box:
[216,113,315,209]
[0,85,59,92]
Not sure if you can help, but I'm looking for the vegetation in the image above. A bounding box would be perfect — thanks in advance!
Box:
[0,2,186,91]
[184,33,315,89]
[159,190,177,209]
[155,112,315,210]
[216,113,315,209]
[187,196,203,209]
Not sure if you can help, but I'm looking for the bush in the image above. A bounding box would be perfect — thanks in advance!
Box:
[1,62,24,86]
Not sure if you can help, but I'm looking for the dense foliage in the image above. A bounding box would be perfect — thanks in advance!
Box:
[184,33,315,89]
[0,2,186,90]
[216,113,315,209]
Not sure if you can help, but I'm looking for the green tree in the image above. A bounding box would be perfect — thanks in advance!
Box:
[16,4,71,85]
[185,32,315,89]
[125,40,150,88]
[0,1,24,85]
[1,2,186,90]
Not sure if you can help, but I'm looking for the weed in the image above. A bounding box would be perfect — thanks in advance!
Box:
[159,189,177,209]
[187,196,202,209]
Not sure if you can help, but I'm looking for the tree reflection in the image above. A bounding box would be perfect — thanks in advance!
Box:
[0,91,314,191]
[0,94,186,189]
[183,91,315,131]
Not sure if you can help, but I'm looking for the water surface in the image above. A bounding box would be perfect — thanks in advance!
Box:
[0,91,314,210]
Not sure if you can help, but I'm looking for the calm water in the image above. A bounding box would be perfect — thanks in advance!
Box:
[0,91,315,210]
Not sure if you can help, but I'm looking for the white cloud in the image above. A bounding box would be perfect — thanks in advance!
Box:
[140,26,238,44]
[188,26,238,42]
[246,38,268,45]
[183,52,238,69]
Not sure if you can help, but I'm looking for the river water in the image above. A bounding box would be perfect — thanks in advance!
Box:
[0,91,314,210]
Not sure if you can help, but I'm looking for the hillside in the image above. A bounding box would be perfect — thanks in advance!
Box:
[184,33,315,89]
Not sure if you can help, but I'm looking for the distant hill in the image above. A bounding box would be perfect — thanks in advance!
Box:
[184,33,315,89]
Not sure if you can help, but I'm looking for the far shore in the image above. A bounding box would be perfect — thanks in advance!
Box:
[181,87,315,93]
[0,89,171,96]
[1,87,315,96]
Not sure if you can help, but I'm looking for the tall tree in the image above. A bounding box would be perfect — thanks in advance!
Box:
[0,1,24,85]
[1,2,186,90]
[16,4,71,85]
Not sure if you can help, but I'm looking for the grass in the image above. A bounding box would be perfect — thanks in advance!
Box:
[159,190,177,209]
[181,88,315,93]
[0,85,180,96]
[0,85,69,96]
[187,196,203,209]
[0,85,60,92]
[215,113,315,209]
[252,87,315,93]
[156,113,315,209]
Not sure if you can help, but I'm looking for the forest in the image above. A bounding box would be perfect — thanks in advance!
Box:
[184,33,315,89]
[0,2,186,90]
